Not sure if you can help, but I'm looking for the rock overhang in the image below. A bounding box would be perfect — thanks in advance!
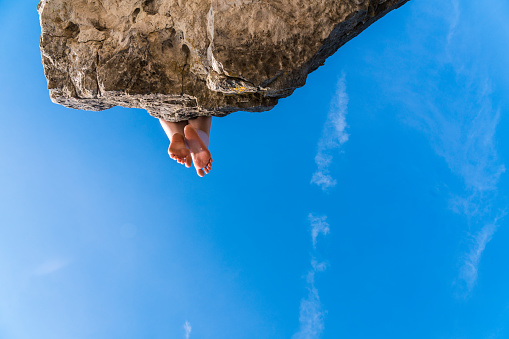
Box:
[38,0,409,122]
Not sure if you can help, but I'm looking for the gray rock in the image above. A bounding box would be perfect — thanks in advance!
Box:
[38,0,409,122]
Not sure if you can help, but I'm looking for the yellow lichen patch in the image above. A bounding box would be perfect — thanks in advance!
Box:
[233,86,247,93]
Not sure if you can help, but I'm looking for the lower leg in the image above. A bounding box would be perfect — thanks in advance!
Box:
[188,116,212,136]
[159,119,188,140]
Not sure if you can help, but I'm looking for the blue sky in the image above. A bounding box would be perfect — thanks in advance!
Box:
[1,0,509,338]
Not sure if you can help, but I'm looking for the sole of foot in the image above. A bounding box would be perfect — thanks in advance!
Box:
[184,125,212,177]
[169,133,192,168]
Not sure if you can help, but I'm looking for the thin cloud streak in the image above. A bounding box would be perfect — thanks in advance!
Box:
[385,0,506,293]
[293,270,325,339]
[446,0,460,49]
[293,215,330,339]
[460,222,498,292]
[442,0,505,292]
[33,259,71,276]
[311,74,349,191]
[184,321,192,339]
[309,214,330,249]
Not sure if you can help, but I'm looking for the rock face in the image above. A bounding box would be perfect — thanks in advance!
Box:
[38,0,409,121]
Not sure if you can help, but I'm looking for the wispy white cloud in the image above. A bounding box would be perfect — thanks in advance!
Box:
[302,74,344,334]
[293,215,330,339]
[33,259,71,276]
[311,74,349,191]
[384,0,506,293]
[460,222,498,292]
[309,214,330,249]
[293,270,325,339]
[446,0,460,50]
[442,1,504,292]
[184,321,192,339]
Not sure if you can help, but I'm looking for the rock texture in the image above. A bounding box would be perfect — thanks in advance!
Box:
[38,0,409,121]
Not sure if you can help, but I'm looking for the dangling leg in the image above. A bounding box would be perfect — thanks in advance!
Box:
[185,116,213,177]
[159,119,192,168]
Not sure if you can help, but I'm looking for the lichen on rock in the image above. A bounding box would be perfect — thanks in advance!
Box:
[38,0,409,122]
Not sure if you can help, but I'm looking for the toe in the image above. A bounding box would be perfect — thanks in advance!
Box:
[185,156,193,168]
[197,168,205,177]
[204,167,210,174]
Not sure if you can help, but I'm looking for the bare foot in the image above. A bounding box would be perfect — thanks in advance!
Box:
[184,125,212,177]
[168,133,192,168]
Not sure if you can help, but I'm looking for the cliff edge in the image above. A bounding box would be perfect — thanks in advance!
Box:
[38,0,409,121]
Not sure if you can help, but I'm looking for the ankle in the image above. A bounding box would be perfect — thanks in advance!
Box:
[171,132,185,143]
[195,129,210,148]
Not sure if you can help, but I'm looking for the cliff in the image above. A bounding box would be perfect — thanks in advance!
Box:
[38,0,409,121]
